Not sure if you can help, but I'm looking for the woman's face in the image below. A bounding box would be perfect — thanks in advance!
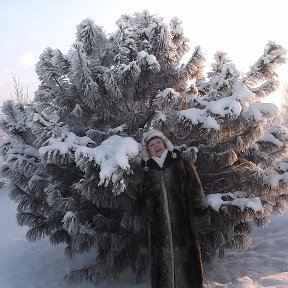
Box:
[147,137,166,157]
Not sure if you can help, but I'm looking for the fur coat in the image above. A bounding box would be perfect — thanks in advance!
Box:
[141,150,207,288]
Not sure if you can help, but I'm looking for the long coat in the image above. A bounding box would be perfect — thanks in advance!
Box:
[141,150,207,288]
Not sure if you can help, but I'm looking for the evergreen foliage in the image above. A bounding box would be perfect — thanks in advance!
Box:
[1,10,288,285]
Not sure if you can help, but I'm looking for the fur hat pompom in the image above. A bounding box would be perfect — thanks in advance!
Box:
[141,129,174,161]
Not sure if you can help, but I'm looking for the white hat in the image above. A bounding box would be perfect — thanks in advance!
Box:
[141,129,175,161]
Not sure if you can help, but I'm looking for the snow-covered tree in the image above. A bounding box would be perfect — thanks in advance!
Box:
[1,11,288,285]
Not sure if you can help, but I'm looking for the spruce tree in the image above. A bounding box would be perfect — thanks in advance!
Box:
[1,11,287,285]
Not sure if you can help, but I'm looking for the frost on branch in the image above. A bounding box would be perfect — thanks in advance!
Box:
[0,10,287,285]
[75,135,140,188]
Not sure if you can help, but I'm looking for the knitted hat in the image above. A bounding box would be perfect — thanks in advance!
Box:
[141,129,175,161]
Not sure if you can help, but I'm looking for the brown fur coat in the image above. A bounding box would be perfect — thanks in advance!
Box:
[141,150,207,288]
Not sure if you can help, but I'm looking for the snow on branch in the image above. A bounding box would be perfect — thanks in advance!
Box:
[276,157,288,173]
[137,50,160,72]
[250,79,279,98]
[117,61,141,84]
[153,88,181,111]
[207,191,264,212]
[39,131,94,157]
[260,129,286,148]
[179,96,278,132]
[179,46,205,80]
[246,41,287,83]
[32,112,57,128]
[1,100,28,133]
[0,141,40,178]
[243,102,278,121]
[62,211,95,240]
[75,135,140,187]
[178,108,220,131]
[206,97,242,117]
[5,142,39,158]
[177,83,263,131]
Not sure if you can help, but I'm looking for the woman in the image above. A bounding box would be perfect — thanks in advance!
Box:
[140,129,209,288]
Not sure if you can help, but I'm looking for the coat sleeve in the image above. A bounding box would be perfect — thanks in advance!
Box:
[183,159,213,233]
[125,161,145,201]
[183,160,208,211]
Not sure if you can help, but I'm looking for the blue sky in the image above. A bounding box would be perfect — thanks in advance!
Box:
[1,0,287,104]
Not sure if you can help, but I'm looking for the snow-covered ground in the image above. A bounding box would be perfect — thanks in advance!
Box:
[0,185,287,288]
